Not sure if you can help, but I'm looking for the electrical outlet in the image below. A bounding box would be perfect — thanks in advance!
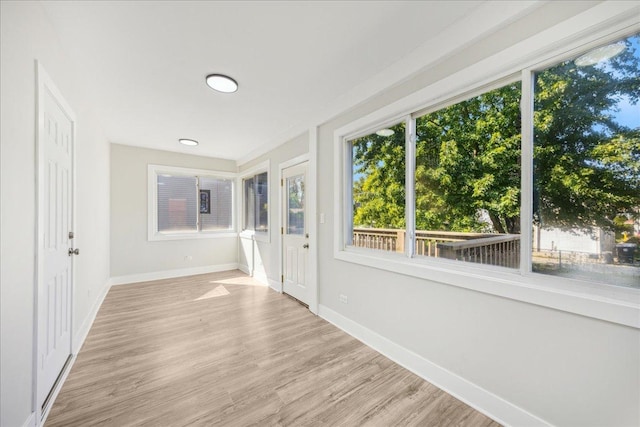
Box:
[339,294,348,304]
[185,255,193,261]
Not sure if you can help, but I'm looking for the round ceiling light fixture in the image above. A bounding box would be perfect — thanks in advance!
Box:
[376,128,395,137]
[575,41,626,67]
[179,138,199,146]
[205,74,238,93]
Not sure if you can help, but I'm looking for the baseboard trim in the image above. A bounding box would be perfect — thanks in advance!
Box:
[237,265,277,290]
[73,280,110,354]
[108,263,239,286]
[318,305,549,427]
[252,272,269,286]
[268,278,282,293]
[238,264,251,276]
[21,412,36,427]
[39,352,76,426]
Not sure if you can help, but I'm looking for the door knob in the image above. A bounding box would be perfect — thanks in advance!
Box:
[303,243,309,249]
[68,248,80,256]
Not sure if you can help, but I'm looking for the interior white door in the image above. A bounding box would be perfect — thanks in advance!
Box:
[282,162,309,304]
[38,82,74,409]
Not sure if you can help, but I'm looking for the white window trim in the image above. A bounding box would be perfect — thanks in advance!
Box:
[148,164,236,241]
[334,9,640,328]
[238,160,270,243]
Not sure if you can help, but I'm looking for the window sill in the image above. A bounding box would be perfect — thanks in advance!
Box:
[335,247,640,328]
[239,230,270,243]
[149,231,238,242]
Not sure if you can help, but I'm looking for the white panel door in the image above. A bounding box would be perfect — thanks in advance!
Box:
[282,162,309,304]
[38,84,74,409]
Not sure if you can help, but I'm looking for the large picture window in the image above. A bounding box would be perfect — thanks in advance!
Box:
[340,31,639,291]
[149,165,234,240]
[532,34,640,286]
[347,83,522,268]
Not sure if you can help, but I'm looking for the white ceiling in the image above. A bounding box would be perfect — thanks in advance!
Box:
[40,1,541,161]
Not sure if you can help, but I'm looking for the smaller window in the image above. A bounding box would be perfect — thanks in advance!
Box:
[414,81,522,269]
[199,177,233,232]
[149,165,234,240]
[349,121,406,254]
[286,174,305,235]
[243,171,269,233]
[157,174,198,233]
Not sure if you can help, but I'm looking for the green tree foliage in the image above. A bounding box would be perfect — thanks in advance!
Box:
[352,122,406,229]
[415,83,521,233]
[352,34,640,235]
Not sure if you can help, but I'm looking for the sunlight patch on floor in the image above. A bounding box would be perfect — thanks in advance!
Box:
[195,285,230,301]
[209,276,267,287]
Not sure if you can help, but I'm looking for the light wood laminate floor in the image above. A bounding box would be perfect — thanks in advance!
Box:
[46,271,500,427]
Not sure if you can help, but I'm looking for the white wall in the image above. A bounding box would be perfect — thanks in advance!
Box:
[0,2,111,426]
[110,144,238,280]
[313,2,640,427]
[238,133,309,286]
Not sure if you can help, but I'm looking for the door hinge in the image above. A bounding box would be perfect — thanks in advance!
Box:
[281,275,284,283]
[281,227,283,234]
[281,178,283,186]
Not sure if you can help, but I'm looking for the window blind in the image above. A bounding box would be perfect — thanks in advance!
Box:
[200,177,233,231]
[157,175,198,233]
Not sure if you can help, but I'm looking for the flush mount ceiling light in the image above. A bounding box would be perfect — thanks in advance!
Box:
[376,128,395,137]
[179,138,199,146]
[575,41,626,67]
[205,74,238,93]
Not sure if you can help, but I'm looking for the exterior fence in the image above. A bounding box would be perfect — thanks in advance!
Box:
[351,228,636,280]
[352,227,520,268]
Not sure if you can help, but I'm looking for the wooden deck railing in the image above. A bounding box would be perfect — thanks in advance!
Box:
[353,228,405,252]
[352,227,520,268]
[415,230,494,257]
[436,234,520,268]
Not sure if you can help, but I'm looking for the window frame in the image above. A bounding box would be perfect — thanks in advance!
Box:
[334,21,640,328]
[147,164,236,241]
[239,160,270,243]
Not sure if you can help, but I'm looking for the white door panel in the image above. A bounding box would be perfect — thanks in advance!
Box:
[286,246,297,283]
[38,81,74,409]
[298,250,307,287]
[282,162,309,304]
